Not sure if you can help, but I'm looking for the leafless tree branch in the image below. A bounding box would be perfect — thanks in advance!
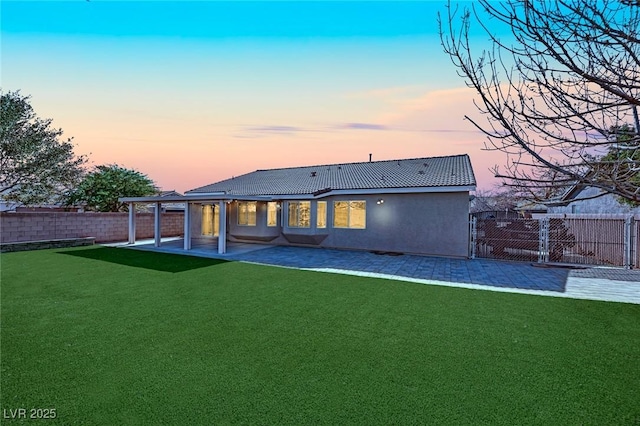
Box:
[439,0,640,205]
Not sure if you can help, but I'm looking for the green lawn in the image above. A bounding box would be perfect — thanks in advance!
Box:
[1,246,639,425]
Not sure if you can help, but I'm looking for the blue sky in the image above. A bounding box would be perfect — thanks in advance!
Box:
[3,2,442,38]
[2,1,505,192]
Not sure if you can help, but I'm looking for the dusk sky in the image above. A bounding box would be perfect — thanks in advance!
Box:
[2,1,510,193]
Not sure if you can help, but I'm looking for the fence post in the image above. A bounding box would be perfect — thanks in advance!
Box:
[624,216,633,269]
[636,217,640,269]
[469,216,477,259]
[538,217,549,263]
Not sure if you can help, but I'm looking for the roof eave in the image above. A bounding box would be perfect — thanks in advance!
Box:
[207,185,476,200]
[311,185,476,198]
[119,194,274,203]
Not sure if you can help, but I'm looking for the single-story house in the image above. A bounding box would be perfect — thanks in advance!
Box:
[120,154,476,258]
[546,184,640,215]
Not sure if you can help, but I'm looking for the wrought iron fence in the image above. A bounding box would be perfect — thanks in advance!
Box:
[471,214,638,268]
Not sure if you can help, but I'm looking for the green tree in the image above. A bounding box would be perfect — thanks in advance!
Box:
[1,90,87,205]
[67,164,158,212]
[599,124,640,206]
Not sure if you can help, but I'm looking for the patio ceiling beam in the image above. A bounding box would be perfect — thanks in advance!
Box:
[118,194,273,204]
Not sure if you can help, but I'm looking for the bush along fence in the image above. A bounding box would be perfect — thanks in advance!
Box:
[470,214,639,269]
[0,212,184,244]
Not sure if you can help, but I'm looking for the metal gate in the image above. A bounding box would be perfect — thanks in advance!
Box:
[471,216,541,262]
[471,214,638,268]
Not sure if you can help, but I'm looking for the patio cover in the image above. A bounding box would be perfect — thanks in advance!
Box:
[118,193,273,254]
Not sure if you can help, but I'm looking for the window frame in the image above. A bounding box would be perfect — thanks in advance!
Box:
[317,201,327,229]
[333,200,366,229]
[201,204,220,236]
[237,201,257,226]
[201,204,214,236]
[287,201,311,228]
[267,202,278,227]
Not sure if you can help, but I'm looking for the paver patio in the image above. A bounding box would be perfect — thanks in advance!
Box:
[233,246,569,291]
[115,238,640,304]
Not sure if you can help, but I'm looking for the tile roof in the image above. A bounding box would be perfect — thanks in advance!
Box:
[159,190,183,197]
[187,154,476,196]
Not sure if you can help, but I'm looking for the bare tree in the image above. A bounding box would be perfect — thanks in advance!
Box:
[471,186,527,214]
[439,0,640,204]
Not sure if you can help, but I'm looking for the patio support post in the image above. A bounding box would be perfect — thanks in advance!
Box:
[218,200,227,254]
[128,203,136,244]
[154,202,162,247]
[183,202,192,250]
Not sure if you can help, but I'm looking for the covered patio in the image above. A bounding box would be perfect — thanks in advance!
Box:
[118,193,273,255]
[108,237,275,259]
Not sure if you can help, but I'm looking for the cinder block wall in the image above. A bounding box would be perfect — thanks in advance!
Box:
[0,212,184,243]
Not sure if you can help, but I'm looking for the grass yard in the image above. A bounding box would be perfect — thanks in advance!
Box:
[1,246,639,425]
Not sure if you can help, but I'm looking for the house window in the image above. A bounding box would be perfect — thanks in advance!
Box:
[333,201,366,229]
[201,205,219,236]
[237,201,257,226]
[288,201,311,228]
[267,202,278,227]
[202,205,213,236]
[317,201,327,229]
